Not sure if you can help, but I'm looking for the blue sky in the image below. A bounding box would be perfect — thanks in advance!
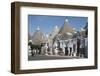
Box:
[28,15,88,35]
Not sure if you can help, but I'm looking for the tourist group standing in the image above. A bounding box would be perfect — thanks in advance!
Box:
[28,36,88,58]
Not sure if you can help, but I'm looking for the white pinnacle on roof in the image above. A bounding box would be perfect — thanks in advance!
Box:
[54,25,59,32]
[55,25,58,29]
[65,19,68,22]
[37,26,40,30]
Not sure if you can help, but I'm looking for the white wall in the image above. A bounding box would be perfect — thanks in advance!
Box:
[0,0,100,76]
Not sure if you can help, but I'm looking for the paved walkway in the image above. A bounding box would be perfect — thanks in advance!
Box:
[28,54,82,61]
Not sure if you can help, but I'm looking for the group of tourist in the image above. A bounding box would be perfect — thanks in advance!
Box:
[28,35,88,58]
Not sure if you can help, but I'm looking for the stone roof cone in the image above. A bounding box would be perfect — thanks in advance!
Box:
[59,19,74,34]
[32,26,45,45]
[53,19,75,40]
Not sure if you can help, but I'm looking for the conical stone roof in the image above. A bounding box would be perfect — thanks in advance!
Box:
[50,25,59,39]
[59,19,74,34]
[54,19,75,40]
[32,26,45,45]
